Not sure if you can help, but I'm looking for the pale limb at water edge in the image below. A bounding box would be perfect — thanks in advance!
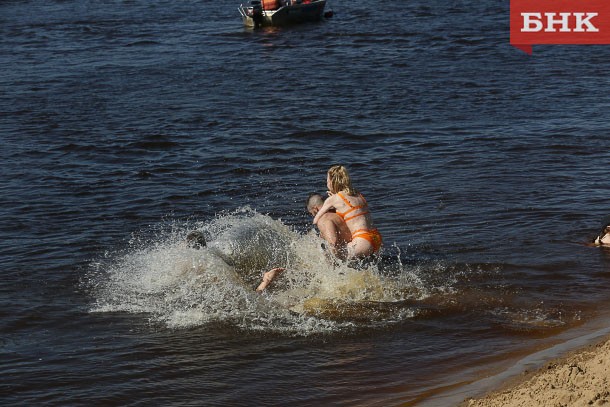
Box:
[255,267,285,293]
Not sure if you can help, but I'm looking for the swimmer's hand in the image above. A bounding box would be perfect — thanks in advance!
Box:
[255,267,285,292]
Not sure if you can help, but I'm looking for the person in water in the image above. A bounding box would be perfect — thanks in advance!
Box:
[255,267,285,292]
[185,230,283,292]
[306,192,352,259]
[256,193,354,293]
[313,165,382,259]
[592,216,610,246]
[186,231,207,249]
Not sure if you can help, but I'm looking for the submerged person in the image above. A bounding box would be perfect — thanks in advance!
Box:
[255,267,285,292]
[313,165,382,259]
[592,216,610,246]
[186,231,207,249]
[306,192,352,259]
[186,230,285,293]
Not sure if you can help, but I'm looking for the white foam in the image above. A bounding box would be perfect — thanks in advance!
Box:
[88,209,430,334]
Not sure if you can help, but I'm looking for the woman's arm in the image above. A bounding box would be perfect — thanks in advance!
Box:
[313,195,337,225]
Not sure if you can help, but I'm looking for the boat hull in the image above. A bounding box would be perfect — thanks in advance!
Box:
[239,0,327,27]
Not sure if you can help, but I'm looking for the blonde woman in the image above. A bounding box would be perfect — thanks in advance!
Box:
[313,165,382,259]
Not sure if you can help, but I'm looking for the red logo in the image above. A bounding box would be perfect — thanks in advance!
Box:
[510,0,610,54]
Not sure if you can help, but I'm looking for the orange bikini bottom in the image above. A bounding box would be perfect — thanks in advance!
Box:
[352,228,383,253]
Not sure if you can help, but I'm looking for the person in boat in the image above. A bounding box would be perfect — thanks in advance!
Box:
[313,165,382,259]
[592,216,610,246]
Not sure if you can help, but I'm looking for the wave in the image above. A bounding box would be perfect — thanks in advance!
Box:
[86,209,431,334]
[85,209,582,336]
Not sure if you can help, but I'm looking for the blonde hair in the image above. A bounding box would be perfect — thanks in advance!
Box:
[328,165,358,196]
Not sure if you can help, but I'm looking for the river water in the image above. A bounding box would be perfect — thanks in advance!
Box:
[3,0,610,405]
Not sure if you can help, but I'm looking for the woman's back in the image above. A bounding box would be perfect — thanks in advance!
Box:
[332,191,375,233]
[313,164,383,258]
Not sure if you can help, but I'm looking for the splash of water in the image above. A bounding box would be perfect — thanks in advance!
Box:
[87,209,438,334]
[87,209,582,335]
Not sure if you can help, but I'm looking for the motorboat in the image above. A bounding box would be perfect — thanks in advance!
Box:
[238,0,330,28]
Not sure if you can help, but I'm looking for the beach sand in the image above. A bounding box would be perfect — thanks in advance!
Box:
[463,336,610,407]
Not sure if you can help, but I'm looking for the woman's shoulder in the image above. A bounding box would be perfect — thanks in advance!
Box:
[337,191,367,207]
[344,191,364,201]
[328,192,344,204]
[334,191,352,202]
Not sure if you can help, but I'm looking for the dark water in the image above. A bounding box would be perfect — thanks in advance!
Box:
[3,0,610,405]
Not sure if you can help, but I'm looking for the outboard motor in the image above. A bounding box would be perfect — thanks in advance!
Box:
[251,1,263,28]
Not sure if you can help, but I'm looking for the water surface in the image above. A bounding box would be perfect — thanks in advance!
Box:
[3,0,610,405]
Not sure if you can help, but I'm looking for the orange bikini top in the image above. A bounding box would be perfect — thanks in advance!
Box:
[336,192,369,222]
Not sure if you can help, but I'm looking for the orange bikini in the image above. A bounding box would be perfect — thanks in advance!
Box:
[336,192,383,253]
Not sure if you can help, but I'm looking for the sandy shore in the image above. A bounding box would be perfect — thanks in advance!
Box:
[463,335,610,407]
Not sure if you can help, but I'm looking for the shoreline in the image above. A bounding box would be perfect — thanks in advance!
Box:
[412,313,610,407]
[462,331,610,406]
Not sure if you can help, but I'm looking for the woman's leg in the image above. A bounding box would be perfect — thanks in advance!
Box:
[346,238,374,259]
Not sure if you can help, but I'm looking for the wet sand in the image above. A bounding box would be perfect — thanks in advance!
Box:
[463,334,610,407]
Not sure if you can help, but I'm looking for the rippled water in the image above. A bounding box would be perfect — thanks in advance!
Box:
[3,0,610,405]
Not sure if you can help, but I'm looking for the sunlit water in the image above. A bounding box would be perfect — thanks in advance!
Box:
[3,0,610,405]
